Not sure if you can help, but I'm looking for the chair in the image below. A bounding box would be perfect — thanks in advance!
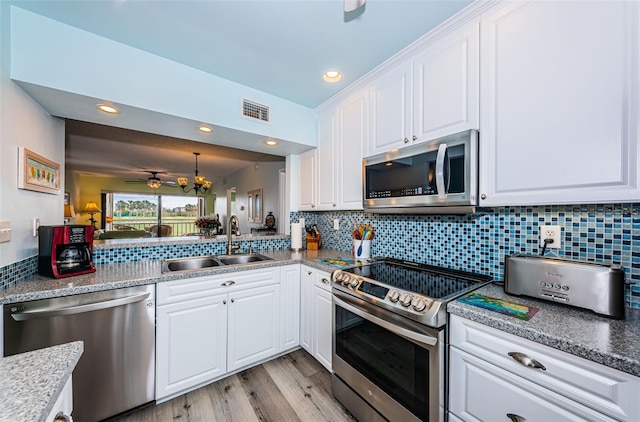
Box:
[149,224,173,237]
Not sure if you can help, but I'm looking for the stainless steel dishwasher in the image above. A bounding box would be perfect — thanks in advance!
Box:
[3,285,155,422]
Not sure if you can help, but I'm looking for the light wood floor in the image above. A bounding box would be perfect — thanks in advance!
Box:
[112,349,355,422]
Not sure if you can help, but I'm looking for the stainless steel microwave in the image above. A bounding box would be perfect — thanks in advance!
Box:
[363,129,478,214]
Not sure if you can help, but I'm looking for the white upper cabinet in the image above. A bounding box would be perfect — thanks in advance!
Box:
[479,1,640,206]
[413,20,479,143]
[368,61,414,155]
[367,20,480,155]
[337,91,367,209]
[297,148,317,211]
[313,90,367,211]
[316,107,338,210]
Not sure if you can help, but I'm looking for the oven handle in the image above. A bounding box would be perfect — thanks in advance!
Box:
[333,293,438,347]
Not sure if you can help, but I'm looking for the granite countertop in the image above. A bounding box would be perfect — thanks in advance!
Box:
[0,341,83,422]
[0,248,352,304]
[448,283,640,377]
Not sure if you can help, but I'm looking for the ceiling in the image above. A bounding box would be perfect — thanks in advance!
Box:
[10,0,473,182]
[65,120,284,183]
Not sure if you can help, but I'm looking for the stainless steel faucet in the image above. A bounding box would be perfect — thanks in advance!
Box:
[227,215,241,255]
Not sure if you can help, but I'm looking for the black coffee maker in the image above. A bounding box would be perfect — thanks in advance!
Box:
[38,225,96,278]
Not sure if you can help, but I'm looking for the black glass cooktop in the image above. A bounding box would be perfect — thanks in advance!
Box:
[345,258,492,300]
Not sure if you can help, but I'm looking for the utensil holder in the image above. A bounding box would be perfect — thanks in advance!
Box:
[353,239,371,260]
[306,234,321,250]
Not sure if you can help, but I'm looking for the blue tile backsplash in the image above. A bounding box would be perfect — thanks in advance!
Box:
[292,203,640,309]
[2,203,639,309]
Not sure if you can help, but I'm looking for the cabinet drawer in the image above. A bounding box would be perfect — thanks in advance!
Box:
[158,268,278,305]
[314,271,332,292]
[450,315,640,421]
[449,347,615,422]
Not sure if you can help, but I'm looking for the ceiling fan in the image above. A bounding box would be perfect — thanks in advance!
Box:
[125,171,178,190]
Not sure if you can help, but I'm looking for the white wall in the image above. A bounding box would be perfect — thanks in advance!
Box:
[212,161,284,234]
[0,2,65,267]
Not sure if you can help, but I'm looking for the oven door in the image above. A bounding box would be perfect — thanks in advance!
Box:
[332,290,444,422]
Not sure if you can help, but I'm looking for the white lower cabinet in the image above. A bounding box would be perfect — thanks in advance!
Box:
[449,315,640,422]
[300,265,333,371]
[46,376,73,421]
[227,283,280,372]
[156,268,282,401]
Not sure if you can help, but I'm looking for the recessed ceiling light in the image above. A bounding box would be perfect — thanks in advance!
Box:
[96,104,119,114]
[265,138,278,146]
[323,70,342,83]
[198,125,213,133]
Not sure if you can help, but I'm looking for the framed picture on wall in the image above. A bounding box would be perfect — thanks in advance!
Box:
[17,147,60,195]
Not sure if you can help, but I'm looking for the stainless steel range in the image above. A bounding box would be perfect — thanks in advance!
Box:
[331,258,491,422]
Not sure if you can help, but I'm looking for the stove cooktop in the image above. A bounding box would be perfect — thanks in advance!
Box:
[332,258,492,328]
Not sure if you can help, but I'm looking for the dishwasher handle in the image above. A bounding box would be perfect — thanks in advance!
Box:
[11,292,151,321]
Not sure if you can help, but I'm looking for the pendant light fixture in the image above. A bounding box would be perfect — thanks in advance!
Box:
[146,172,162,190]
[177,152,211,194]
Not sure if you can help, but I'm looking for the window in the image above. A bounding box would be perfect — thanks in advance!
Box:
[105,193,202,237]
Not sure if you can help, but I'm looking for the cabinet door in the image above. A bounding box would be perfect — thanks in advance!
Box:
[280,265,300,351]
[337,91,367,210]
[227,284,281,372]
[368,61,413,155]
[297,149,317,211]
[317,108,337,210]
[156,294,227,400]
[413,20,479,142]
[313,280,333,372]
[479,1,640,206]
[449,347,616,422]
[299,266,314,353]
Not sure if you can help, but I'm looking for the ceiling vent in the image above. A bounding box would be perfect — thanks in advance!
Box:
[242,99,270,123]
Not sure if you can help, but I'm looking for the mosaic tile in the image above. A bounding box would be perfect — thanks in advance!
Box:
[292,203,640,309]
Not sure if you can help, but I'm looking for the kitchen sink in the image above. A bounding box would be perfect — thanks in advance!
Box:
[162,253,272,273]
[163,256,222,273]
[216,253,272,265]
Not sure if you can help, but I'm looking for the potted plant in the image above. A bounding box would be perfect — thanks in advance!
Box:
[195,216,221,237]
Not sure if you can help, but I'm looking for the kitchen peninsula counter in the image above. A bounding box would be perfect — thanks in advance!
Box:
[0,341,83,422]
[448,283,640,377]
[0,248,349,305]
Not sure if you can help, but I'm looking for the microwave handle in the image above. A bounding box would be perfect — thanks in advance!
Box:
[435,143,449,199]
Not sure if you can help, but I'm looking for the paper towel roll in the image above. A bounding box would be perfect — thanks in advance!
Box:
[291,223,302,250]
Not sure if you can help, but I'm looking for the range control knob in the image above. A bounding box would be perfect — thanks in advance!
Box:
[411,297,427,312]
[349,277,360,288]
[388,290,400,302]
[399,293,412,307]
[341,274,351,286]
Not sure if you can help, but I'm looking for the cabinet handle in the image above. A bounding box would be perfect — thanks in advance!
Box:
[54,412,72,422]
[221,280,235,287]
[231,298,235,303]
[508,352,546,371]
[506,413,527,422]
[412,135,417,141]
[321,278,330,284]
[307,271,313,275]
[223,300,227,305]
[332,203,336,207]
[403,137,409,143]
[481,193,487,200]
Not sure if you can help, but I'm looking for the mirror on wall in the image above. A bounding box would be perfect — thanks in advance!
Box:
[247,188,262,223]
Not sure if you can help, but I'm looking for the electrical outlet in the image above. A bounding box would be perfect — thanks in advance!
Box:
[0,221,11,243]
[539,224,561,248]
[33,217,40,237]
[333,219,340,230]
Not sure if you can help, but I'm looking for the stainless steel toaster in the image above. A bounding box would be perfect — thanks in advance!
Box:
[504,255,626,319]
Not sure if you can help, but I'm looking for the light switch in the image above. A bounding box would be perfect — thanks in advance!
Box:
[334,219,340,230]
[0,220,11,243]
